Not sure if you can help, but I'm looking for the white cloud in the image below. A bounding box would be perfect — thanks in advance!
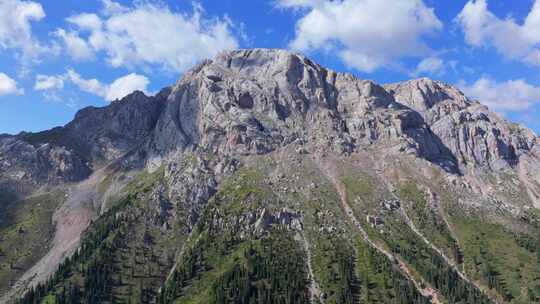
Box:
[413,56,445,76]
[34,74,65,91]
[456,0,540,66]
[0,0,51,64]
[0,73,24,96]
[54,29,95,61]
[66,69,149,101]
[277,0,442,72]
[67,13,102,31]
[66,69,107,97]
[35,69,149,102]
[277,0,323,8]
[59,1,238,72]
[459,77,540,112]
[101,0,128,16]
[105,73,149,101]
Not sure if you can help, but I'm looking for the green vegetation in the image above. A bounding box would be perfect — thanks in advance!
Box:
[307,229,429,304]
[336,167,489,303]
[355,239,428,304]
[17,195,133,304]
[380,213,491,303]
[213,166,275,217]
[159,228,309,304]
[211,234,308,304]
[341,170,385,209]
[156,158,311,303]
[450,209,540,303]
[15,154,538,304]
[308,232,358,304]
[0,192,64,294]
[397,183,463,263]
[16,169,179,304]
[97,174,113,195]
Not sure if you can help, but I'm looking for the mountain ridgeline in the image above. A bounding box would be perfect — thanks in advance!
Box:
[1,49,540,304]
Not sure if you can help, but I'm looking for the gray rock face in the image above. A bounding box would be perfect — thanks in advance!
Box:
[2,48,540,196]
[0,136,90,191]
[209,207,303,238]
[385,78,537,171]
[385,78,469,114]
[6,48,540,301]
[63,89,169,164]
[147,49,456,172]
[0,89,169,191]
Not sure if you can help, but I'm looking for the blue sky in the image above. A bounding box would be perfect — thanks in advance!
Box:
[1,0,540,134]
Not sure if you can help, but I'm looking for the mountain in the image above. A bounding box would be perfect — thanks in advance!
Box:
[2,49,540,303]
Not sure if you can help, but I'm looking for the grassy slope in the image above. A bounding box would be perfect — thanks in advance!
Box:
[397,182,461,263]
[15,168,182,304]
[160,154,429,304]
[449,206,540,303]
[15,152,540,304]
[0,192,64,294]
[378,159,540,303]
[338,160,490,303]
[159,158,311,303]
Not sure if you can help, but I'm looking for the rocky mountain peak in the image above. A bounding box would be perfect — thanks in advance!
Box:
[214,48,312,72]
[385,77,470,113]
[147,48,458,172]
[6,49,540,304]
[1,48,539,188]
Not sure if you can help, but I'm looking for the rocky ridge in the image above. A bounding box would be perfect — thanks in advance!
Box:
[2,49,540,303]
[4,49,537,189]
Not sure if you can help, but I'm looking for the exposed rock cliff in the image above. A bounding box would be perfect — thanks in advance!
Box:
[386,78,536,171]
[3,49,540,304]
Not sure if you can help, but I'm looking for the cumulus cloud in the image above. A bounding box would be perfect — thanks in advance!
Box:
[67,70,149,101]
[66,69,107,97]
[54,29,94,61]
[35,69,149,102]
[101,0,128,16]
[0,0,54,65]
[277,0,442,72]
[34,74,64,91]
[67,13,103,31]
[0,73,24,96]
[105,73,149,101]
[413,56,445,76]
[459,77,540,112]
[456,0,540,66]
[58,0,239,72]
[277,0,322,8]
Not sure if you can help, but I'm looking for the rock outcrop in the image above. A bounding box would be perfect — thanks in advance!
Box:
[146,49,458,172]
[0,136,90,191]
[3,48,540,206]
[386,78,537,171]
[4,49,540,303]
[4,48,540,203]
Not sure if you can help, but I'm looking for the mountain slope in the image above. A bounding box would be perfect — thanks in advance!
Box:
[2,49,540,303]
